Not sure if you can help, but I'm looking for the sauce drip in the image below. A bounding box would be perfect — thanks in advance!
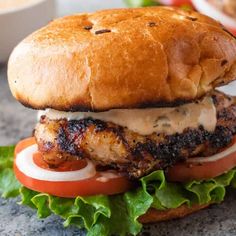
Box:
[42,96,217,135]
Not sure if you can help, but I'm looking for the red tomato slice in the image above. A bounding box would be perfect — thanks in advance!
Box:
[14,137,36,156]
[33,152,87,172]
[14,138,132,198]
[167,138,236,182]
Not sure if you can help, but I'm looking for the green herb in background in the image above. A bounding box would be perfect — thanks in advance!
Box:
[180,4,193,11]
[124,0,193,10]
[125,0,160,7]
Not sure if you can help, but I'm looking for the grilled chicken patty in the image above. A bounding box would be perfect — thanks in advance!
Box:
[35,91,236,178]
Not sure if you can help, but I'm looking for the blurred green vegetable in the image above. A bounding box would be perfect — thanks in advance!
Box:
[124,0,160,7]
[0,146,20,197]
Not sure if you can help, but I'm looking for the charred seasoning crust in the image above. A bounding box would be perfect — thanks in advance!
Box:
[57,118,127,152]
[57,119,107,157]
[54,118,235,178]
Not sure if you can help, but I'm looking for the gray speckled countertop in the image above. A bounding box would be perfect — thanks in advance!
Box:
[1,1,236,235]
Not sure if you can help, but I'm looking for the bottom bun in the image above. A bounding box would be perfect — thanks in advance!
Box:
[139,204,210,224]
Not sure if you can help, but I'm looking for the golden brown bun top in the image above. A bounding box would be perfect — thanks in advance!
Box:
[8,7,236,111]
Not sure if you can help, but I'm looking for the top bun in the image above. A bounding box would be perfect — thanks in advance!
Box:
[8,7,236,111]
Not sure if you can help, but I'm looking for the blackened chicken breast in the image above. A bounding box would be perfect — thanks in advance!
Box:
[35,91,236,179]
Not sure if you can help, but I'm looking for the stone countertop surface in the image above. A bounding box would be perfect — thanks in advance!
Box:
[1,1,236,235]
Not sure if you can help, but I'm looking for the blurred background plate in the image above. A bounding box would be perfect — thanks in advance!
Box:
[192,0,236,35]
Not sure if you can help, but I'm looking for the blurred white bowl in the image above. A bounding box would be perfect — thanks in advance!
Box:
[0,0,55,63]
[192,0,236,34]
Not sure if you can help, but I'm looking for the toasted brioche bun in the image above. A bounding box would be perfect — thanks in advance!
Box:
[8,7,236,111]
[139,204,209,224]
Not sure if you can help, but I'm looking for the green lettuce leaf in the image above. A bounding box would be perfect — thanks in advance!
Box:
[0,146,20,197]
[0,146,15,169]
[1,145,236,235]
[18,169,236,236]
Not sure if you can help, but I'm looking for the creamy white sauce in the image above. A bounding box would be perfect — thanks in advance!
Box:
[41,97,217,135]
[96,172,122,182]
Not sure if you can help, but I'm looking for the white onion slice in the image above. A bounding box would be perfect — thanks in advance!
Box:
[15,144,97,182]
[187,142,236,163]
